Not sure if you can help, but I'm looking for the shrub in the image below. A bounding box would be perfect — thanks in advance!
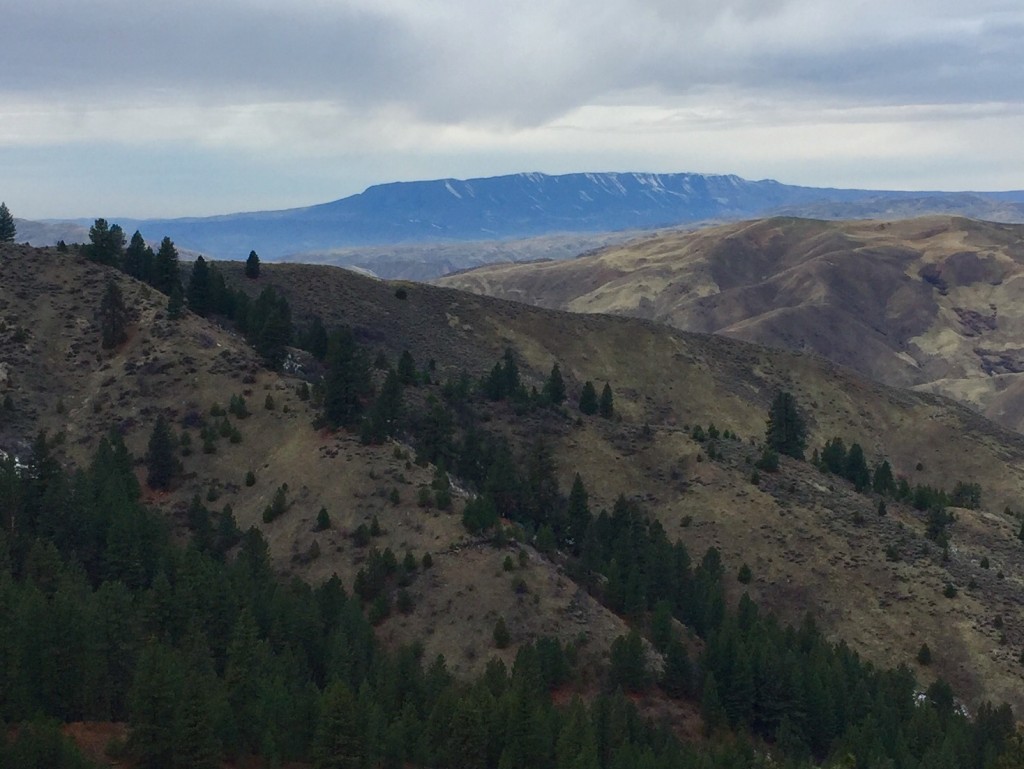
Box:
[264,394,276,410]
[503,555,516,572]
[943,582,958,598]
[737,563,752,584]
[421,552,433,569]
[245,470,256,487]
[917,643,932,665]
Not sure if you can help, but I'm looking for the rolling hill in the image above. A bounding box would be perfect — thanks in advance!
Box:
[438,215,1024,435]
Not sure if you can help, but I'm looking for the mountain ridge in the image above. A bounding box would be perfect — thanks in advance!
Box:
[21,172,1024,273]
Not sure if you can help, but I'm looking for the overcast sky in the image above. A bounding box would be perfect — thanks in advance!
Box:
[3,0,1024,218]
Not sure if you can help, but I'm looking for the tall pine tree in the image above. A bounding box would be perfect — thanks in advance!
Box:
[765,391,807,460]
[0,201,16,242]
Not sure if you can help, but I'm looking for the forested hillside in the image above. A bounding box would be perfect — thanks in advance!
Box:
[3,232,1024,767]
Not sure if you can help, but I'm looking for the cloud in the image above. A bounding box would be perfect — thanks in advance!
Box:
[2,0,1024,215]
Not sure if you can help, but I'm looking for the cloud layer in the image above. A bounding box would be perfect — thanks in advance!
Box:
[3,0,1024,216]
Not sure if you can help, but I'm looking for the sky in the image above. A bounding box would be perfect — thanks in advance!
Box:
[3,0,1024,219]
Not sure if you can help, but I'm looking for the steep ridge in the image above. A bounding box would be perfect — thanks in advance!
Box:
[438,216,1024,434]
[3,242,1024,714]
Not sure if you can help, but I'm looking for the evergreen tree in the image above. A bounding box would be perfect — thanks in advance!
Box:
[844,443,870,491]
[0,201,16,242]
[146,415,178,491]
[609,630,648,692]
[579,381,598,415]
[365,368,403,442]
[86,218,125,266]
[397,350,418,386]
[297,314,329,360]
[166,282,184,320]
[565,473,591,554]
[123,230,150,280]
[821,437,847,475]
[312,681,363,769]
[245,287,292,368]
[153,237,182,295]
[502,347,521,398]
[543,363,566,405]
[872,459,895,496]
[186,256,211,317]
[598,382,614,418]
[174,671,222,769]
[323,327,372,429]
[765,391,807,459]
[128,642,184,769]
[99,277,128,349]
[245,250,261,279]
[555,697,600,769]
[660,640,692,699]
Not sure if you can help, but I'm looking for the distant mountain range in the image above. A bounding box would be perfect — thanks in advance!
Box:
[29,171,1024,264]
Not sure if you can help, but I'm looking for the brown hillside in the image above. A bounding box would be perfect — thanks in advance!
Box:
[437,216,1024,434]
[3,243,1024,714]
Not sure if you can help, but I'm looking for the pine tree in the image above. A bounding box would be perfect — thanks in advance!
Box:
[872,459,895,496]
[502,348,521,398]
[366,368,403,442]
[397,350,417,386]
[0,201,16,242]
[173,671,221,769]
[609,630,648,692]
[146,415,178,491]
[128,643,184,769]
[313,681,363,769]
[153,237,181,295]
[186,256,211,317]
[99,277,128,349]
[579,381,598,415]
[166,282,184,320]
[598,382,614,418]
[765,391,807,459]
[660,640,693,699]
[844,443,870,491]
[324,327,373,429]
[565,473,591,554]
[86,218,125,266]
[123,230,149,279]
[245,250,261,279]
[543,363,566,405]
